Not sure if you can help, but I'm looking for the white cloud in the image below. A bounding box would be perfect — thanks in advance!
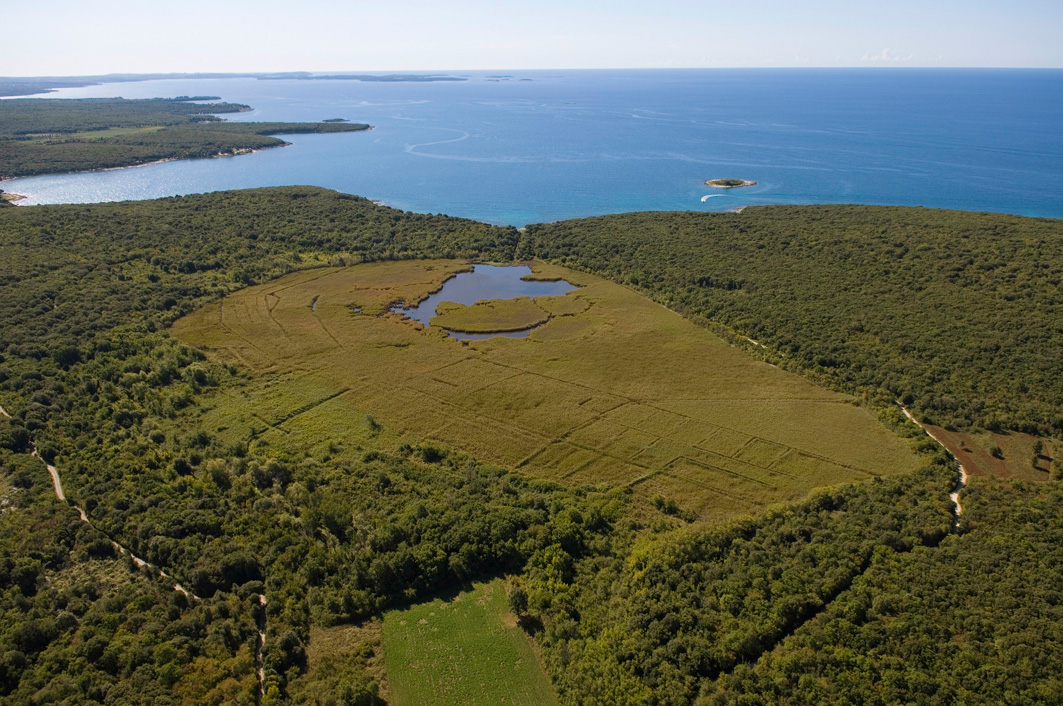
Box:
[861,48,915,62]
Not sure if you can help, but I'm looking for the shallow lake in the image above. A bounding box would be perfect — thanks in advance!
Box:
[397,264,577,339]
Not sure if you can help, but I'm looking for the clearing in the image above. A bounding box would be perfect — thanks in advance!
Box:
[925,424,1056,481]
[171,260,921,518]
[382,579,557,706]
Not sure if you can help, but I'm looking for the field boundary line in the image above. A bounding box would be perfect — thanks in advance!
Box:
[310,310,344,347]
[773,448,879,478]
[671,456,777,490]
[658,471,756,507]
[627,470,661,488]
[273,387,352,428]
[647,400,876,479]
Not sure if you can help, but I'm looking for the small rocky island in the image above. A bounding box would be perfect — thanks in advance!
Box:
[705,178,757,188]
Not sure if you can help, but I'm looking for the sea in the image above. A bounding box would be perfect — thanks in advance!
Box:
[3,69,1062,226]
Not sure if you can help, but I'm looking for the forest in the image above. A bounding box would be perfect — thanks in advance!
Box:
[0,187,1061,704]
[522,206,1063,435]
[0,98,369,178]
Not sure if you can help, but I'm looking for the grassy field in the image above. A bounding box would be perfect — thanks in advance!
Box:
[382,580,558,706]
[171,259,921,519]
[432,296,550,333]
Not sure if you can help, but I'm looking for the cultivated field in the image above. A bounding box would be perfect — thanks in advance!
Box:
[382,580,558,706]
[171,260,921,518]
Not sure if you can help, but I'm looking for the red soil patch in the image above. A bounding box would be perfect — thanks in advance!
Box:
[925,425,1053,481]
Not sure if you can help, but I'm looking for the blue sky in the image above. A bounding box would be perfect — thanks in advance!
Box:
[7,0,1061,75]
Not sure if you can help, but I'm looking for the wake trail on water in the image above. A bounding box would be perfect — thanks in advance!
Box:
[404,129,471,154]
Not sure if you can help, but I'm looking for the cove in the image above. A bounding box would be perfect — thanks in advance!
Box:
[396,264,578,340]
[5,70,1063,224]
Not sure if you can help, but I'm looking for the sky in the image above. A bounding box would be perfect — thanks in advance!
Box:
[5,0,1062,76]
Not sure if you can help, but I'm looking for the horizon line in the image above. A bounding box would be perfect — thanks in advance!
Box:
[5,66,1063,80]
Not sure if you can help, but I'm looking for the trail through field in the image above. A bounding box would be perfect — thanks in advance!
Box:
[899,404,968,525]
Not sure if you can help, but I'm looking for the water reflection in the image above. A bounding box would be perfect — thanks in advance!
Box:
[396,264,577,340]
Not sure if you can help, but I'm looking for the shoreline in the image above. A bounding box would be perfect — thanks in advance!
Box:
[0,144,289,196]
[0,125,373,188]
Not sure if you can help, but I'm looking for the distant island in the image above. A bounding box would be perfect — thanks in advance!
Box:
[263,73,465,83]
[0,97,371,179]
[705,178,757,188]
[0,72,466,98]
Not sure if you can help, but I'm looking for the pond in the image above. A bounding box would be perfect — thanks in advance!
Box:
[396,264,578,340]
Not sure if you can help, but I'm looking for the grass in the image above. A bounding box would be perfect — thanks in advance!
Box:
[172,259,922,519]
[431,296,550,333]
[382,580,558,706]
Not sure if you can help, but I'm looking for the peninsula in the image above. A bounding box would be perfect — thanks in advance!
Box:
[0,97,370,179]
[0,72,467,98]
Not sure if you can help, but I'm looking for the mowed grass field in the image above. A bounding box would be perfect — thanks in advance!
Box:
[382,580,558,706]
[171,259,921,518]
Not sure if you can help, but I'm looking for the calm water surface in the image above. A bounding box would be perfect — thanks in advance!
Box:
[4,69,1062,225]
[397,264,577,339]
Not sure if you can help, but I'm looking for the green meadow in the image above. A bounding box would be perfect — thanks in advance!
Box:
[172,259,920,519]
[382,580,558,706]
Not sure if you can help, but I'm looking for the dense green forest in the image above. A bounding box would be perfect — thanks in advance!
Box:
[0,98,369,178]
[1,188,1061,703]
[699,476,1063,706]
[523,207,1063,434]
[0,446,261,704]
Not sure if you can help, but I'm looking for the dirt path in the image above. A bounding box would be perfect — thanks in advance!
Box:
[5,397,265,699]
[1,395,201,598]
[31,446,71,503]
[256,594,268,705]
[30,445,197,596]
[899,404,967,525]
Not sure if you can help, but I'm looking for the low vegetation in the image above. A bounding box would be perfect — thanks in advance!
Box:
[172,259,919,519]
[430,296,550,333]
[383,580,558,706]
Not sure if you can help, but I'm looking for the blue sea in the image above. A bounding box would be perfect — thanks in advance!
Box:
[3,69,1062,225]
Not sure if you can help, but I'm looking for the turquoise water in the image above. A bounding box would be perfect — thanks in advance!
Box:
[4,69,1062,225]
[396,264,577,340]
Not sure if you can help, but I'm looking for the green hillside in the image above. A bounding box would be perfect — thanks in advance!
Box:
[0,188,1061,704]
